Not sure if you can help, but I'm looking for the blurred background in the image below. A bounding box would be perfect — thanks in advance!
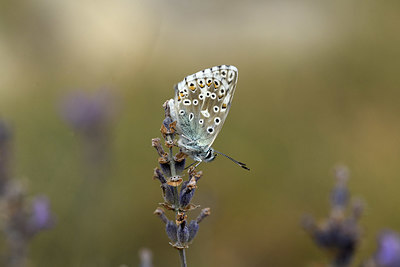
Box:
[0,0,400,266]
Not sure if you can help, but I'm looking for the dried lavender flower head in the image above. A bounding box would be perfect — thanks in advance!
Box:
[302,165,362,267]
[60,89,115,134]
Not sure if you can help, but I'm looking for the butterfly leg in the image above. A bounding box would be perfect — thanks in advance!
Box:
[194,161,202,168]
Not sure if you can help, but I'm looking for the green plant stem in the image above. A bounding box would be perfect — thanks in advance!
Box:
[167,141,187,267]
[179,249,187,267]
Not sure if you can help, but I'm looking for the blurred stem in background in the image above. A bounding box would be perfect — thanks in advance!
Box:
[153,102,211,267]
[59,89,117,261]
[139,248,153,267]
[0,121,54,267]
[302,165,363,267]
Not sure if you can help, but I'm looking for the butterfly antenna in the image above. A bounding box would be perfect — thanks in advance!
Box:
[184,161,201,170]
[214,150,250,171]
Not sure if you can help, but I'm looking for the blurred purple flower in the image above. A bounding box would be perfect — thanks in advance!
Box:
[375,231,400,267]
[29,195,54,234]
[60,90,115,134]
[60,89,118,178]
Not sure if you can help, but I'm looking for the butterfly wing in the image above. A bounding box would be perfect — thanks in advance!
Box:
[169,65,238,150]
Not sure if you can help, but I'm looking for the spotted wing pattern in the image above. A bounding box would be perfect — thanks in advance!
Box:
[170,65,238,150]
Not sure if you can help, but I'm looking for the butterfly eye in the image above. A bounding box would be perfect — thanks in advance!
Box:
[205,149,213,160]
[214,80,220,88]
[220,70,227,78]
[214,117,221,125]
[206,78,213,86]
[197,79,205,88]
[188,81,196,91]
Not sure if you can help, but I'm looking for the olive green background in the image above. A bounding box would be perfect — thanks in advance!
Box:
[1,0,400,266]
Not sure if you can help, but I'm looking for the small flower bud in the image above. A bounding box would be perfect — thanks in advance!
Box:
[166,221,178,243]
[151,138,166,157]
[153,168,167,184]
[153,169,175,204]
[196,208,211,223]
[174,151,187,174]
[331,166,349,209]
[154,208,178,243]
[187,220,199,243]
[158,159,171,178]
[179,178,197,208]
[154,208,168,224]
[177,220,189,245]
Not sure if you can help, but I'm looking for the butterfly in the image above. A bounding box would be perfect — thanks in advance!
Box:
[167,65,249,170]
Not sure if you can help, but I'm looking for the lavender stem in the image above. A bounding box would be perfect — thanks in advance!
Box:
[166,137,187,266]
[179,249,187,267]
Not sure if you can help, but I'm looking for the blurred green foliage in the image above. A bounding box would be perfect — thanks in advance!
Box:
[0,0,400,266]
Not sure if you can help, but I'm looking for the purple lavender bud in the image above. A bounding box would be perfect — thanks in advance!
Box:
[177,221,189,245]
[330,185,349,208]
[153,168,167,184]
[163,184,175,205]
[331,165,349,208]
[187,220,199,243]
[154,169,175,204]
[159,162,171,178]
[174,158,186,174]
[166,221,178,243]
[196,208,211,223]
[179,178,196,208]
[154,208,168,224]
[29,195,54,233]
[375,231,400,267]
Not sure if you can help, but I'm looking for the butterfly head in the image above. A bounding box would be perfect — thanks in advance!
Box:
[202,147,216,162]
